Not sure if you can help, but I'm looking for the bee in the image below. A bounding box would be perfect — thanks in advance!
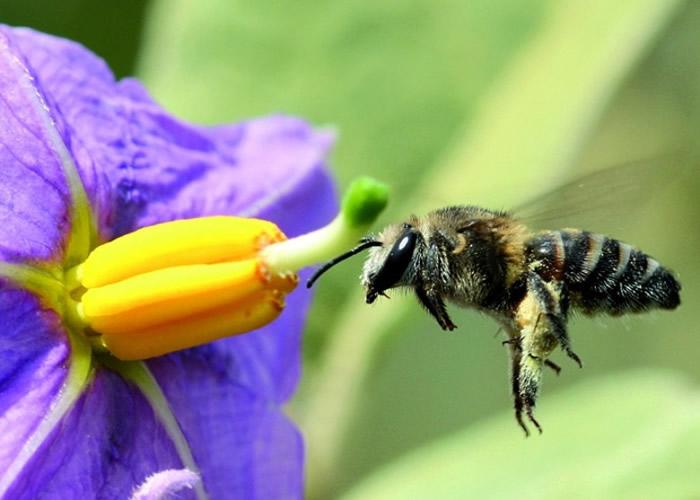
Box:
[307,167,682,435]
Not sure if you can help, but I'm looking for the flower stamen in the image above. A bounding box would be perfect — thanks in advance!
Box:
[71,216,290,360]
[72,177,388,361]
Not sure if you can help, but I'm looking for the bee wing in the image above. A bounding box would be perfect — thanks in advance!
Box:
[512,154,688,235]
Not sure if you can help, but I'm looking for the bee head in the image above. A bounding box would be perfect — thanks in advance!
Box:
[361,224,418,303]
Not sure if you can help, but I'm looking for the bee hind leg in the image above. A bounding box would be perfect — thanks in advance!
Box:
[502,337,560,374]
[527,274,583,368]
[545,312,583,368]
[519,351,544,434]
[507,274,573,435]
[506,341,528,435]
[506,338,542,436]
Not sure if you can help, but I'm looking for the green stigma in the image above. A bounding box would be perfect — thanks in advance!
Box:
[341,177,390,228]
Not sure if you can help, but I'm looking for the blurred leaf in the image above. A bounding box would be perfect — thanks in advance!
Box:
[415,0,684,211]
[340,371,700,500]
[137,0,543,192]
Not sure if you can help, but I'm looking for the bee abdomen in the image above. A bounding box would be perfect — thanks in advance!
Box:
[527,230,680,314]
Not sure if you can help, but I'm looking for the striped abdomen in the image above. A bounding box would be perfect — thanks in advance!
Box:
[526,230,681,314]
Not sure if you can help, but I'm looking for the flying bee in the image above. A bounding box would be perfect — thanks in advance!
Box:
[307,165,682,435]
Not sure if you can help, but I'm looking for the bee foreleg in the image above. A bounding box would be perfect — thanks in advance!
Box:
[415,286,457,331]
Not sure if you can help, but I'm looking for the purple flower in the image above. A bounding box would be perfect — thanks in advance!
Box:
[0,25,336,499]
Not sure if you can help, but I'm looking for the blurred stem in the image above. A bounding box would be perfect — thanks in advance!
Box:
[299,0,683,498]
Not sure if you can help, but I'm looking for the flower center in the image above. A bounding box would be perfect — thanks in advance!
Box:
[65,216,298,360]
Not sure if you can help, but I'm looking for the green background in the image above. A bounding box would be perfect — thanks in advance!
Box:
[5,1,699,498]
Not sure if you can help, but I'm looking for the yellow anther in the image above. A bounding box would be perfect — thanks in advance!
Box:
[75,216,297,360]
[102,290,286,360]
[83,259,261,333]
[79,216,284,288]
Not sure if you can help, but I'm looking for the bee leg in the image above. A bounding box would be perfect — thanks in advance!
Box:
[518,351,544,434]
[506,337,543,435]
[543,312,582,368]
[544,359,562,375]
[527,274,583,368]
[415,286,457,331]
[504,336,557,375]
[526,350,562,375]
[511,277,568,434]
[506,339,530,436]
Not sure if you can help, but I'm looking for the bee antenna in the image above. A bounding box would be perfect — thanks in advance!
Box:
[306,239,383,288]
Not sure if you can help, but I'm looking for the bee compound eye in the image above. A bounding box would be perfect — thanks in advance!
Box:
[369,230,417,293]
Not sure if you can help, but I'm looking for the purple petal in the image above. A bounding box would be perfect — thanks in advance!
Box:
[7,361,303,499]
[0,284,68,475]
[131,469,200,500]
[0,30,75,263]
[5,26,134,247]
[9,27,337,243]
[6,369,187,499]
[147,355,304,499]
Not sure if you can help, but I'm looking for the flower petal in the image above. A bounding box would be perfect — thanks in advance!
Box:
[147,355,304,499]
[5,369,187,499]
[9,27,337,242]
[0,29,76,264]
[0,284,68,482]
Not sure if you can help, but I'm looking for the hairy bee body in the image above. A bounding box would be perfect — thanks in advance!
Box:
[355,205,681,434]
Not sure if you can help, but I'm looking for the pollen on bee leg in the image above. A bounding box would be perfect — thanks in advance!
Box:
[452,233,468,255]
